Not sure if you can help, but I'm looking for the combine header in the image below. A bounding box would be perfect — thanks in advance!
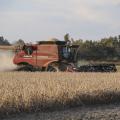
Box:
[0,40,117,72]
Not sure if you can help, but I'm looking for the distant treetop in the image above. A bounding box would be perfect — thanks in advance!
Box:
[0,36,10,45]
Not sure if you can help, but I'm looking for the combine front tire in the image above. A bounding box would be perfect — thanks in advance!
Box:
[47,64,59,72]
[46,63,76,72]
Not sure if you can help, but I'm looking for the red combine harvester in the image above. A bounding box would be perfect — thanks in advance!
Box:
[13,40,78,72]
[0,40,117,72]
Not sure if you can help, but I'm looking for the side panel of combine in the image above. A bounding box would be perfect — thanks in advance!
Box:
[13,48,37,66]
[36,44,59,67]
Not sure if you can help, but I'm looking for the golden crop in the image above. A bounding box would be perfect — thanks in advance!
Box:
[0,72,120,115]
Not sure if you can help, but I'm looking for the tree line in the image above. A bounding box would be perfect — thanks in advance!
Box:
[64,34,120,61]
[0,36,10,45]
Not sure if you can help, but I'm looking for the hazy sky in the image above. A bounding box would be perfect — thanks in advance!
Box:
[0,0,120,42]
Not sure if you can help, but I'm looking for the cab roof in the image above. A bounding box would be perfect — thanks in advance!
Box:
[37,41,67,45]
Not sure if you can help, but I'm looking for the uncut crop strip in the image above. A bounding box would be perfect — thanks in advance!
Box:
[0,72,120,116]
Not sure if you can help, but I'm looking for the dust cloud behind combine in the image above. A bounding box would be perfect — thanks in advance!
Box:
[0,50,17,71]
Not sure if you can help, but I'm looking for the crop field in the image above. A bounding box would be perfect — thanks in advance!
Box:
[0,72,120,119]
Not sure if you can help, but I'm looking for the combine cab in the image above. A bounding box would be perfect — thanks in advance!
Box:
[0,40,117,72]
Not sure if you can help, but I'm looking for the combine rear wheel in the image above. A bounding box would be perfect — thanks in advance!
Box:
[17,65,32,71]
[17,65,38,72]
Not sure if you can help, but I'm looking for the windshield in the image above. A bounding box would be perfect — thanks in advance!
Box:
[62,47,70,59]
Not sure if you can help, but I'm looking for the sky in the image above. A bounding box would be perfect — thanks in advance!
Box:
[0,0,120,42]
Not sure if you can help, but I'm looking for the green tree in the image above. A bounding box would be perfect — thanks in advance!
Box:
[0,36,10,45]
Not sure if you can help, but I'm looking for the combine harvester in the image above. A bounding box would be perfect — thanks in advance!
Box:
[0,40,117,72]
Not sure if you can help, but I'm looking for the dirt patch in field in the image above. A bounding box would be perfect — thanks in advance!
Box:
[3,104,120,120]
